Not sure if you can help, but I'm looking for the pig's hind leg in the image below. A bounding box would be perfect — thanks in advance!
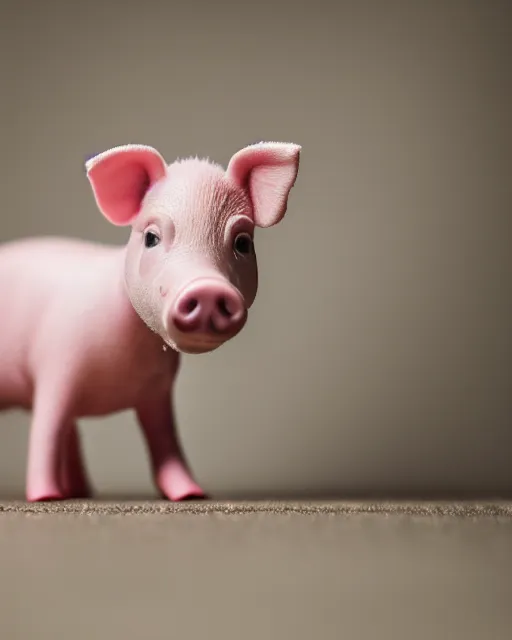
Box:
[60,423,92,499]
[136,386,206,501]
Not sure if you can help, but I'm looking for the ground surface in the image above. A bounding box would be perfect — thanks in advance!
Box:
[1,500,511,640]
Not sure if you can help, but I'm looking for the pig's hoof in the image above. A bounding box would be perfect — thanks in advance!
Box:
[159,484,207,502]
[26,491,68,503]
[155,466,207,501]
[180,492,209,502]
[167,489,208,502]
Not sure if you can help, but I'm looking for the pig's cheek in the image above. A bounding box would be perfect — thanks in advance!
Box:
[138,246,164,280]
[128,248,169,311]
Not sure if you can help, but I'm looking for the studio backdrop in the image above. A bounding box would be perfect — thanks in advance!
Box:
[0,0,510,498]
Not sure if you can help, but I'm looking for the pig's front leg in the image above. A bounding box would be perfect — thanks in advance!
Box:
[136,387,206,501]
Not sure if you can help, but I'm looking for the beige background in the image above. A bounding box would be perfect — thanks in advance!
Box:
[0,0,510,498]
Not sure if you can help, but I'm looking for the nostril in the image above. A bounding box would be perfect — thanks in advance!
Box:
[217,296,233,318]
[173,296,201,333]
[185,298,198,314]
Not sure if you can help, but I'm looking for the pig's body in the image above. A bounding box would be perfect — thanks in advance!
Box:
[0,237,193,503]
[0,237,176,417]
[0,141,300,502]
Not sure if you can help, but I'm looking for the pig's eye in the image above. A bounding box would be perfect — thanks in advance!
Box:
[144,231,160,248]
[233,232,254,257]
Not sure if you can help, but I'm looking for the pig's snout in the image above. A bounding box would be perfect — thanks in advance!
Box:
[170,279,247,339]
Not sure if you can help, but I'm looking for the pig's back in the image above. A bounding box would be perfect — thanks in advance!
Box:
[0,237,119,305]
[0,236,117,278]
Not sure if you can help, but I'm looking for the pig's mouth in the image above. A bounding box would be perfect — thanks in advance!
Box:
[162,331,228,355]
[182,342,223,355]
[171,337,226,355]
[165,320,247,355]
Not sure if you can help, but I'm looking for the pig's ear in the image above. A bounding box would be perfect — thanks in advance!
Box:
[85,144,167,226]
[226,142,301,228]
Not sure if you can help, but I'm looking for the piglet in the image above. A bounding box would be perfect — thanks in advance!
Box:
[0,141,301,502]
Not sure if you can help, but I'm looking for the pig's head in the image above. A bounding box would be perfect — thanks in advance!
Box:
[85,142,301,354]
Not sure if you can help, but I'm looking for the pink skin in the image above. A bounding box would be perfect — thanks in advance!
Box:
[0,141,301,502]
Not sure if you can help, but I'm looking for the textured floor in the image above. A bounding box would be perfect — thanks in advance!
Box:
[1,500,512,640]
[2,498,512,517]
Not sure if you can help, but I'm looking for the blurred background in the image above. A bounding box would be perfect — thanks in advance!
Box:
[0,0,510,499]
